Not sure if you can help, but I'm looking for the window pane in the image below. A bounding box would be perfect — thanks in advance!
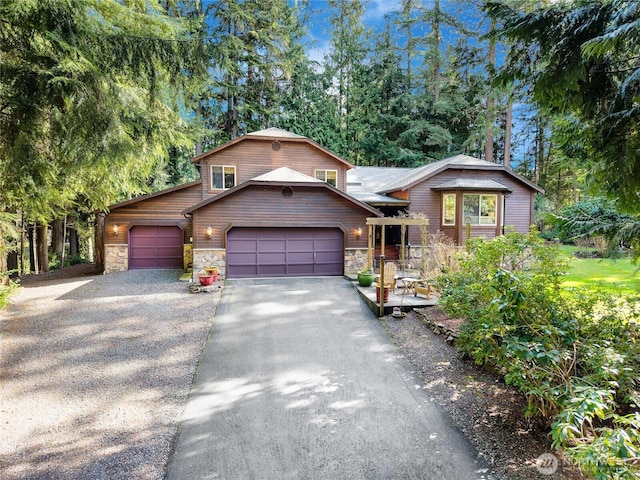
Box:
[463,195,479,225]
[480,195,496,225]
[326,170,337,187]
[224,166,235,189]
[211,166,223,189]
[315,170,325,181]
[443,194,455,225]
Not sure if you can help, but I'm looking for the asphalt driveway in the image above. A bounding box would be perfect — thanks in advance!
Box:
[166,277,493,479]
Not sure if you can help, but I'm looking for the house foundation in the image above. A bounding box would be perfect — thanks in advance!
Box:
[192,248,226,281]
[344,248,368,274]
[104,244,128,273]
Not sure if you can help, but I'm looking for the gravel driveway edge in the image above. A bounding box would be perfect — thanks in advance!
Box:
[1,270,221,480]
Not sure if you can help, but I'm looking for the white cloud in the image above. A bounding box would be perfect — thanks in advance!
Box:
[364,0,401,21]
[307,38,331,65]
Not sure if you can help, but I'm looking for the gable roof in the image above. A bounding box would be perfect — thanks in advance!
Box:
[246,127,306,139]
[347,167,412,206]
[252,167,323,183]
[377,154,543,194]
[183,168,382,217]
[432,178,511,191]
[190,128,354,170]
[347,167,412,193]
[107,180,201,211]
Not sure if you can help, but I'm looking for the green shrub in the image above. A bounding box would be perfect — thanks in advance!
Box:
[0,280,18,309]
[435,229,640,478]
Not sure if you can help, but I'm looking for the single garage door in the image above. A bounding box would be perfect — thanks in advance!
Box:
[129,226,183,269]
[227,227,344,278]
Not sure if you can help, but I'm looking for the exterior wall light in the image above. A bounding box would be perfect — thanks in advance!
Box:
[113,224,119,236]
[206,225,213,239]
[356,227,363,239]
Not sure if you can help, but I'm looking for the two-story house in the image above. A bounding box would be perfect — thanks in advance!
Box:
[103,128,381,278]
[102,128,542,278]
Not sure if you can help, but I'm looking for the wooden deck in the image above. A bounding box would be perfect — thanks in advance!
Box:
[351,279,438,317]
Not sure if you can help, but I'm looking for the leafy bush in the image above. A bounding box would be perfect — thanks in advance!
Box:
[435,229,640,478]
[0,280,18,309]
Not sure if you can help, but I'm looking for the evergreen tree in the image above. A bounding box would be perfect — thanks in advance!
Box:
[487,0,640,210]
[0,0,200,272]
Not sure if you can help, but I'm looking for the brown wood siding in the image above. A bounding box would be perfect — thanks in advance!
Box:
[390,191,409,200]
[406,169,536,245]
[199,139,348,196]
[105,184,200,245]
[192,185,370,250]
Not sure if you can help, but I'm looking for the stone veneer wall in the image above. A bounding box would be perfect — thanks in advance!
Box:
[104,244,128,273]
[344,248,368,274]
[192,248,226,281]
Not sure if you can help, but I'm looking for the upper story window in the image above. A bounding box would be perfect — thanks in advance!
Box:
[442,193,456,226]
[211,165,236,190]
[315,169,337,187]
[463,194,497,226]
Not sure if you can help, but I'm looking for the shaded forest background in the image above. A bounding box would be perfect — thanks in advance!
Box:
[1,0,639,279]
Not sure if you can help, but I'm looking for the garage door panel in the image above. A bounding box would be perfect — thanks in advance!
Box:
[131,258,158,269]
[157,237,182,247]
[259,264,287,276]
[287,264,315,275]
[288,252,314,263]
[227,228,343,278]
[129,226,183,269]
[259,229,288,240]
[227,252,258,265]
[157,247,183,258]
[287,239,314,251]
[316,251,342,262]
[261,240,286,252]
[259,252,287,264]
[316,238,341,250]
[228,240,258,252]
[233,265,259,276]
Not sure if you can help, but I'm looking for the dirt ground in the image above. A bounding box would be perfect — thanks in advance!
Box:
[380,307,586,480]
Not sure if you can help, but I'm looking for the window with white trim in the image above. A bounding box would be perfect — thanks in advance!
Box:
[211,165,236,190]
[315,169,337,187]
[442,193,456,226]
[463,194,497,226]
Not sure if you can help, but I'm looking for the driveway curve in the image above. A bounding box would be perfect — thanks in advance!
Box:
[167,277,494,479]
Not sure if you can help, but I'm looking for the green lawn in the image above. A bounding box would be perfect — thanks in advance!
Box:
[556,245,640,295]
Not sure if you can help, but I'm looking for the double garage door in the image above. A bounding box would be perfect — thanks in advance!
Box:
[227,227,344,278]
[129,226,183,269]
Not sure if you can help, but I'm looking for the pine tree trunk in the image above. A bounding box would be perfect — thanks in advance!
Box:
[28,224,36,273]
[37,224,49,273]
[95,213,105,271]
[19,212,25,275]
[433,0,441,103]
[485,19,496,163]
[51,218,64,262]
[68,226,78,258]
[504,100,512,168]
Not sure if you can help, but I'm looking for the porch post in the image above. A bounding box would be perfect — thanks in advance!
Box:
[368,225,374,269]
[379,255,385,317]
[400,224,406,273]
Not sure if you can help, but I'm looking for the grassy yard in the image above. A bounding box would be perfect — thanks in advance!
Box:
[557,245,640,295]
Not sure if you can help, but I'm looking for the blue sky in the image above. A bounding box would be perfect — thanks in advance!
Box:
[299,1,489,64]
